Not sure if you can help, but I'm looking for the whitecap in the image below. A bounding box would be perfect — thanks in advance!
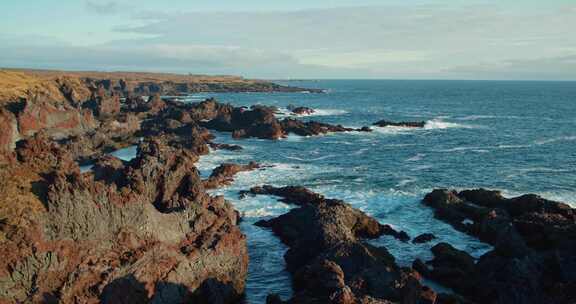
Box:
[406,153,425,162]
[424,118,476,130]
[534,136,576,145]
[274,107,348,118]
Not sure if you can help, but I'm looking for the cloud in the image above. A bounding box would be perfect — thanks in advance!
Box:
[445,55,576,80]
[85,1,120,15]
[0,37,371,78]
[2,4,576,79]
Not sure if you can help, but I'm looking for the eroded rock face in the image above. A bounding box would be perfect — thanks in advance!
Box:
[418,188,576,304]
[86,85,122,118]
[15,98,98,139]
[249,185,425,303]
[0,136,248,304]
[0,108,19,162]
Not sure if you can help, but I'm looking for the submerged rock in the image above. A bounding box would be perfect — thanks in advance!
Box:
[412,233,436,244]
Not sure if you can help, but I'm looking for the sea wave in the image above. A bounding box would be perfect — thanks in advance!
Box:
[424,118,477,130]
[534,135,576,145]
[275,107,348,118]
[372,118,478,134]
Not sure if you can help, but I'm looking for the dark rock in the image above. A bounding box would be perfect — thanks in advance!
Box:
[208,142,243,151]
[373,120,425,128]
[250,185,428,303]
[291,106,315,115]
[412,233,436,244]
[420,188,576,304]
[203,162,260,189]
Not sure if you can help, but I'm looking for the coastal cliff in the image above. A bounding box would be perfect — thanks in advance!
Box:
[1,70,575,304]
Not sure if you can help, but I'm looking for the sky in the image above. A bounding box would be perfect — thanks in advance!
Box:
[1,0,575,80]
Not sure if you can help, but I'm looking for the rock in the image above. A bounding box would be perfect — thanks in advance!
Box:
[15,97,98,139]
[420,188,576,304]
[0,136,248,303]
[144,94,167,115]
[291,106,315,115]
[203,162,260,189]
[266,294,284,304]
[208,142,243,151]
[372,120,425,128]
[87,85,121,118]
[242,185,324,205]
[0,108,19,162]
[250,185,426,303]
[412,233,436,244]
[280,119,353,136]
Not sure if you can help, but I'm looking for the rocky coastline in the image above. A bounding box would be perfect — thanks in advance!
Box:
[0,70,574,304]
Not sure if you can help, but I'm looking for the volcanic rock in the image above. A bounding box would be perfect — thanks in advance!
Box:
[250,185,426,303]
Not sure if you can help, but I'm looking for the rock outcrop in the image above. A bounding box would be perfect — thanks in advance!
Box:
[248,185,430,303]
[417,188,576,304]
[203,162,261,189]
[0,135,248,303]
[0,108,19,162]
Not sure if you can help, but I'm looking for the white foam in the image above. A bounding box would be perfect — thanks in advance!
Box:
[534,136,576,145]
[424,118,475,130]
[275,107,348,119]
[372,118,477,134]
[406,153,426,162]
[309,185,493,266]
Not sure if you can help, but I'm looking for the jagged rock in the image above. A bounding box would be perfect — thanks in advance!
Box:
[419,188,576,304]
[0,108,19,162]
[250,185,424,303]
[0,136,248,303]
[144,94,167,115]
[14,98,98,139]
[203,162,260,189]
[87,85,121,118]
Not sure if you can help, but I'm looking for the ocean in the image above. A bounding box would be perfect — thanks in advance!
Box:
[113,80,576,302]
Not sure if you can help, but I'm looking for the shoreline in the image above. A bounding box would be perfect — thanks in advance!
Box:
[0,76,574,303]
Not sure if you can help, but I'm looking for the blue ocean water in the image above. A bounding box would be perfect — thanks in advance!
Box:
[195,80,576,303]
[95,80,576,302]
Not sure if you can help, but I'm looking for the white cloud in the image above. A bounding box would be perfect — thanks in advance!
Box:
[1,4,576,79]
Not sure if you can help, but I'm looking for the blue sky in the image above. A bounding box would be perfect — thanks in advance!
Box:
[1,0,575,79]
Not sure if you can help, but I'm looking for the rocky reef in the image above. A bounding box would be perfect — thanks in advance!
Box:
[416,188,576,304]
[243,185,438,304]
[0,69,369,303]
[1,68,574,304]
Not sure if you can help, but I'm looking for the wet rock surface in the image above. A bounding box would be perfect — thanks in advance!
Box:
[418,188,576,304]
[248,185,432,303]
